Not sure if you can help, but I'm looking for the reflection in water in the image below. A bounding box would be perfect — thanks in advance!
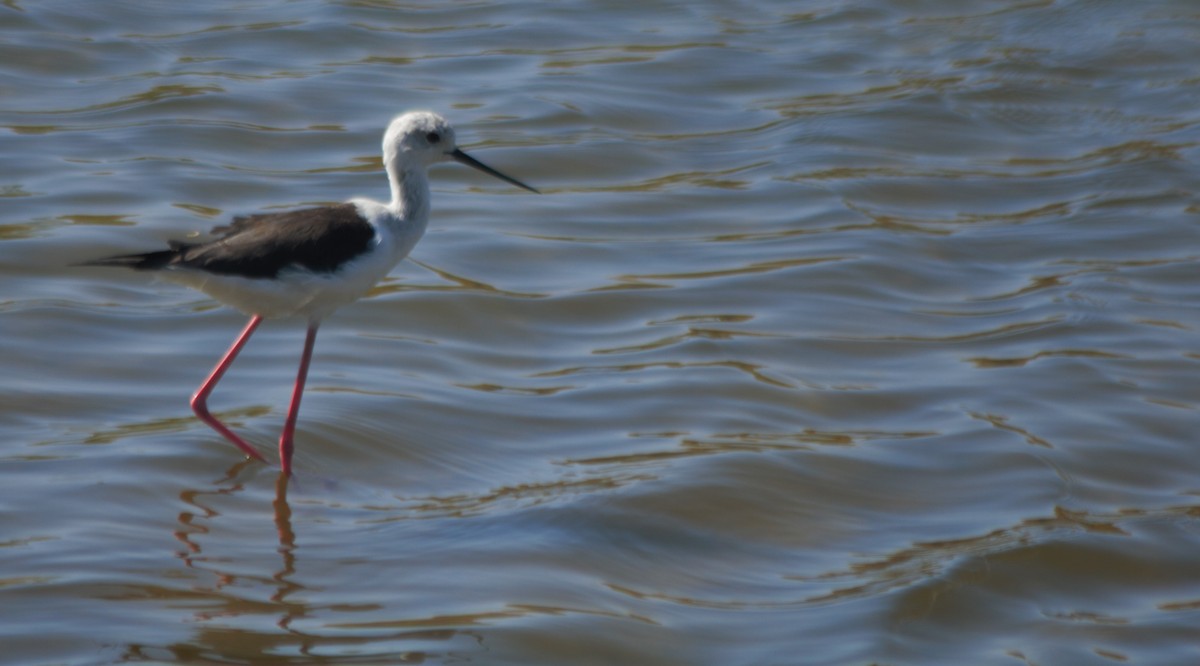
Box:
[173,462,303,601]
[173,459,255,578]
[270,472,301,624]
[159,466,477,662]
[166,464,314,656]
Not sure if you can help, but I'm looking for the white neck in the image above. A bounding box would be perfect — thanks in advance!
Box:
[385,159,431,227]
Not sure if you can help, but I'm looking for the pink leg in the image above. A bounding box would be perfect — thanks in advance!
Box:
[190,314,268,462]
[278,321,319,476]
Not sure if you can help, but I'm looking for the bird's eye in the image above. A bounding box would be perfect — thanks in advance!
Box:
[426,132,441,144]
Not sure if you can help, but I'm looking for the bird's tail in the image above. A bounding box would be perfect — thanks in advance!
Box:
[77,244,188,271]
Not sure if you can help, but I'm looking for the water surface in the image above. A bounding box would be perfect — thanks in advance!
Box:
[4,1,1200,664]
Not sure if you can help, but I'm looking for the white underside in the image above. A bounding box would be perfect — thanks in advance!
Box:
[162,199,426,321]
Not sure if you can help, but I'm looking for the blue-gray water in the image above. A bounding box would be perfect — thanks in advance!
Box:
[4,1,1200,664]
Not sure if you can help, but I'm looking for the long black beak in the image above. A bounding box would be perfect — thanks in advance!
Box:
[451,148,539,194]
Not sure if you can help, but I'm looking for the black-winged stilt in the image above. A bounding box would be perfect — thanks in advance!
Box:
[85,111,538,475]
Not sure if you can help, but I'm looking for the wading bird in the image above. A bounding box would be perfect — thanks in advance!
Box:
[85,111,538,475]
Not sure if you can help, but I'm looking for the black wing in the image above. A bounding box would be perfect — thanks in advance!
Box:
[85,204,376,279]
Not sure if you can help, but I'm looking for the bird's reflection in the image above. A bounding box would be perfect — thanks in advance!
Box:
[162,460,468,660]
[173,460,305,630]
[271,469,303,617]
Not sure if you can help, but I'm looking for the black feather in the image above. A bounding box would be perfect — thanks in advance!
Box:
[79,249,182,271]
[83,204,376,279]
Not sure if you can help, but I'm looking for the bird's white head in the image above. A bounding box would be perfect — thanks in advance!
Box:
[381,110,539,194]
[383,111,458,168]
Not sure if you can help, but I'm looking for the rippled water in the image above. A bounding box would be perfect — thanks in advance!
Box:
[5,1,1200,664]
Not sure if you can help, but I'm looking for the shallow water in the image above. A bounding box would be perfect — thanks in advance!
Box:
[4,1,1200,664]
